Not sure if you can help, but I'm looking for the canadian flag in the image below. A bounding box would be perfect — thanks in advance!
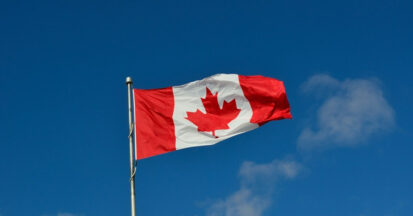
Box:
[133,74,291,159]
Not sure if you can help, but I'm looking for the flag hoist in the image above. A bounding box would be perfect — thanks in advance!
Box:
[125,74,292,215]
[126,76,136,216]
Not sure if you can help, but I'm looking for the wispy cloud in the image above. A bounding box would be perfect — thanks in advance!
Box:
[206,159,301,216]
[298,74,395,151]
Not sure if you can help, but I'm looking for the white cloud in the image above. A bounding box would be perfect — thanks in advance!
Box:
[298,74,395,150]
[301,74,341,93]
[206,159,301,216]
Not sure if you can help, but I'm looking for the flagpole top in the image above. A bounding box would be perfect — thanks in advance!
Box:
[126,77,133,85]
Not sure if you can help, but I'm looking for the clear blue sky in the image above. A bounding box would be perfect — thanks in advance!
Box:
[1,1,412,216]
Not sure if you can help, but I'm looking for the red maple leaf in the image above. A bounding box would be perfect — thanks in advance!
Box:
[186,87,241,138]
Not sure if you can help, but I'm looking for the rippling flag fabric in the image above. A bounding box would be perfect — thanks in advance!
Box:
[133,74,292,159]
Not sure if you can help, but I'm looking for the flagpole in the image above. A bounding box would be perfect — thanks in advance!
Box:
[126,76,137,216]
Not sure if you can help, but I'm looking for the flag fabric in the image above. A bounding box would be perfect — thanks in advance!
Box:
[133,74,291,159]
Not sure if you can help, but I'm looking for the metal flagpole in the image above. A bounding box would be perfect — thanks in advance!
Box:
[126,76,137,216]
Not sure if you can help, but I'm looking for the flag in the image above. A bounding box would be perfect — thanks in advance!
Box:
[133,74,291,159]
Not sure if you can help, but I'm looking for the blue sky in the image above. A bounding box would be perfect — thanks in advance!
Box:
[1,0,413,215]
